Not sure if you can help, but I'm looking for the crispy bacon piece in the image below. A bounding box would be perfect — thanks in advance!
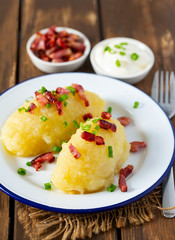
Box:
[69,52,83,61]
[56,87,70,95]
[117,117,131,126]
[31,152,55,171]
[97,120,117,132]
[130,141,147,152]
[28,103,36,114]
[35,91,49,105]
[72,84,89,106]
[120,165,134,178]
[45,91,58,103]
[83,113,93,121]
[101,111,111,119]
[119,174,127,192]
[81,131,95,142]
[67,41,85,53]
[69,143,81,159]
[56,101,63,115]
[95,136,105,145]
[56,37,67,49]
[49,48,72,60]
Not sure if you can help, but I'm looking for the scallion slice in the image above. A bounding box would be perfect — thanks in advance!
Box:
[108,146,113,158]
[133,101,139,108]
[73,120,79,128]
[17,168,26,175]
[131,53,139,61]
[67,86,76,96]
[107,106,112,114]
[107,183,116,192]
[38,86,47,94]
[82,124,91,131]
[53,145,62,152]
[26,162,31,166]
[58,94,68,102]
[63,121,68,128]
[40,115,48,122]
[64,101,68,107]
[92,118,101,123]
[44,182,52,190]
[46,103,51,108]
[115,59,121,67]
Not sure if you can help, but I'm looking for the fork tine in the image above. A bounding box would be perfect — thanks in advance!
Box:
[151,71,159,101]
[165,71,169,103]
[170,71,175,103]
[160,71,164,104]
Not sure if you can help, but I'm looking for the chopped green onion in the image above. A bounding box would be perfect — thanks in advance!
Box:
[73,120,79,128]
[46,103,52,108]
[91,130,97,135]
[85,118,90,122]
[38,86,47,93]
[82,124,91,131]
[131,53,139,61]
[17,168,26,175]
[107,183,116,192]
[114,44,126,50]
[25,96,34,102]
[63,121,68,128]
[80,122,83,128]
[104,46,116,54]
[133,101,139,108]
[40,115,48,122]
[51,90,56,95]
[67,86,76,96]
[58,94,68,102]
[26,162,31,166]
[18,107,26,112]
[108,146,113,158]
[107,106,112,114]
[115,59,121,67]
[92,118,101,123]
[119,51,125,56]
[95,125,100,130]
[61,140,67,145]
[64,101,68,107]
[120,42,128,45]
[104,46,111,52]
[44,182,52,190]
[53,145,62,152]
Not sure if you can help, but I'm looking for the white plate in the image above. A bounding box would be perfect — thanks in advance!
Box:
[0,73,175,213]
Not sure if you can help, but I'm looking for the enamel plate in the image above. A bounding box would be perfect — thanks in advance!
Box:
[0,73,175,213]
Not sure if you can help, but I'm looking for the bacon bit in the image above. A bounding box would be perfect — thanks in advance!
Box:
[97,120,117,132]
[117,117,131,126]
[56,101,63,115]
[49,48,72,60]
[83,113,93,121]
[56,37,67,49]
[72,84,89,106]
[35,91,49,105]
[28,103,36,114]
[120,165,134,178]
[69,52,83,61]
[95,136,105,145]
[81,131,95,142]
[45,91,58,103]
[119,174,127,192]
[67,41,85,53]
[130,141,147,152]
[31,152,55,171]
[101,111,111,120]
[56,87,70,95]
[69,143,81,159]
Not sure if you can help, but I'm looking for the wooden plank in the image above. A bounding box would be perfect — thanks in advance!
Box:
[18,0,101,82]
[0,0,19,239]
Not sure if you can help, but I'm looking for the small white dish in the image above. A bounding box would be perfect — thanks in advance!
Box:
[26,27,91,73]
[90,37,155,84]
[0,73,174,213]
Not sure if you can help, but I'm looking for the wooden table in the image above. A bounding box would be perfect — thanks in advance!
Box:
[0,0,175,239]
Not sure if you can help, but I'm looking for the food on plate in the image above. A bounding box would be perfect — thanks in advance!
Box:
[119,164,134,192]
[130,141,147,152]
[51,113,130,194]
[1,84,105,157]
[30,25,86,63]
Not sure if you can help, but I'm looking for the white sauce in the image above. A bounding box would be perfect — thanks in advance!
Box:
[94,40,152,77]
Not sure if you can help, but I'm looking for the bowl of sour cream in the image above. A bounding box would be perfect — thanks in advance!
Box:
[90,37,154,84]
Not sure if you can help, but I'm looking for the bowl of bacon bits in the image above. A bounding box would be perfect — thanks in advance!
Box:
[26,25,91,73]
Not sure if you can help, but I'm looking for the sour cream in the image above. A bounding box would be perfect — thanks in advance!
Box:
[90,37,154,84]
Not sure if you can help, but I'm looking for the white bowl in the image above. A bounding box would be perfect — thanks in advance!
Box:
[26,27,91,73]
[90,37,155,84]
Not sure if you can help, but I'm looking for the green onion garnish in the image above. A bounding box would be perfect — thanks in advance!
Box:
[119,51,125,56]
[108,146,113,158]
[131,53,139,61]
[82,124,91,131]
[120,42,128,45]
[44,182,52,190]
[46,103,51,108]
[95,125,100,130]
[107,106,112,114]
[133,101,139,108]
[63,121,68,128]
[53,145,62,152]
[51,90,56,95]
[67,86,76,96]
[114,44,126,50]
[17,168,26,175]
[73,120,79,128]
[38,86,47,93]
[64,101,68,107]
[18,107,26,112]
[92,118,101,123]
[115,59,121,67]
[25,96,34,102]
[85,118,90,122]
[58,94,68,102]
[91,130,97,135]
[61,140,67,145]
[104,46,111,52]
[40,115,48,122]
[26,162,31,166]
[104,46,116,54]
[107,183,116,192]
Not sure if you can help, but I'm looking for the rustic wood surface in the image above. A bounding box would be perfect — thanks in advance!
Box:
[0,0,175,239]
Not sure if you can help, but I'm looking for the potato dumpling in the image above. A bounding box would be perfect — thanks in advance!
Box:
[51,118,130,194]
[1,86,105,156]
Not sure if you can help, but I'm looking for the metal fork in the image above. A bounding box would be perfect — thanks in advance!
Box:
[151,71,175,218]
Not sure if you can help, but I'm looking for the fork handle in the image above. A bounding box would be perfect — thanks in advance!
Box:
[162,167,175,218]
